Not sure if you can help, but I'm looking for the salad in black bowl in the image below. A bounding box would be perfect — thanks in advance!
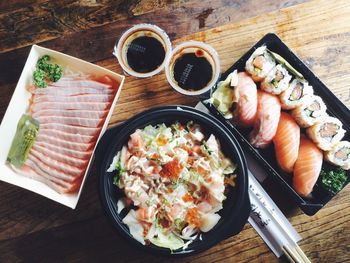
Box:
[96,105,250,256]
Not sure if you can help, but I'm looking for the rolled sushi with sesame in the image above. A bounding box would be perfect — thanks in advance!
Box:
[291,95,327,128]
[325,141,350,170]
[306,116,346,151]
[279,78,314,110]
[245,46,275,82]
[260,64,292,95]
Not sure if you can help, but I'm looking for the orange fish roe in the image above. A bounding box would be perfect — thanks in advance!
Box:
[182,192,193,202]
[159,158,183,180]
[151,153,160,159]
[185,207,201,227]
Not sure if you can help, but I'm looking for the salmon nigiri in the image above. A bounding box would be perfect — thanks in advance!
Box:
[249,90,281,148]
[273,112,300,173]
[235,72,258,127]
[293,137,323,197]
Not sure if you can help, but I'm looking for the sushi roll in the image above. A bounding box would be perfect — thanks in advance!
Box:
[306,116,346,151]
[260,64,292,95]
[325,141,350,170]
[279,78,314,110]
[291,95,327,128]
[245,46,275,82]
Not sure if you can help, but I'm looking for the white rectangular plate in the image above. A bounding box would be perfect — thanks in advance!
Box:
[0,45,125,209]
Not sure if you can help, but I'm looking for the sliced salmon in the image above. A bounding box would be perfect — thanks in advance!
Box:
[29,86,113,96]
[32,144,88,168]
[36,133,94,152]
[39,123,99,137]
[27,154,79,183]
[33,94,112,104]
[30,101,110,112]
[51,78,112,90]
[36,141,92,160]
[32,109,108,119]
[24,161,74,193]
[36,115,103,128]
[30,149,85,179]
[39,129,94,143]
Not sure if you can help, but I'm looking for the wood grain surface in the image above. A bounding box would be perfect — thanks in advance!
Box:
[0,0,350,262]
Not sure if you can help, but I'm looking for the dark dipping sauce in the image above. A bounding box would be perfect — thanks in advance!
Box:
[173,51,213,91]
[126,36,165,73]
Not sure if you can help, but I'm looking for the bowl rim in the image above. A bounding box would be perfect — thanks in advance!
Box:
[97,105,250,256]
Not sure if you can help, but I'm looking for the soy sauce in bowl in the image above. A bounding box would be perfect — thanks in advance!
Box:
[115,24,172,78]
[165,41,220,97]
[127,36,166,73]
[173,50,213,91]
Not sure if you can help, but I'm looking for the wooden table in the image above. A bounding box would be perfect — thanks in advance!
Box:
[0,0,349,262]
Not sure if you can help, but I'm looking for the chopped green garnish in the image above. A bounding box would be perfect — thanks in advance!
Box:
[202,141,213,155]
[7,115,39,168]
[33,69,47,88]
[113,160,124,187]
[320,168,348,194]
[33,55,62,88]
[37,55,49,70]
[47,64,62,82]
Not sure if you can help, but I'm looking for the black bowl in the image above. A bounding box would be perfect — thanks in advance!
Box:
[96,105,250,256]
